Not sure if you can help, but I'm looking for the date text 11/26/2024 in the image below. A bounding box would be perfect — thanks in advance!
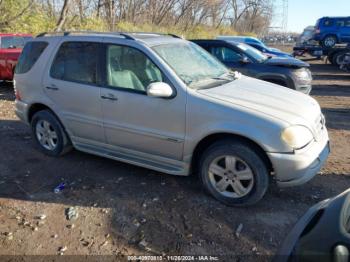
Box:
[128,255,219,261]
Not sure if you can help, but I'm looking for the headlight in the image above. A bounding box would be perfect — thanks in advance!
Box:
[294,69,311,80]
[281,125,314,149]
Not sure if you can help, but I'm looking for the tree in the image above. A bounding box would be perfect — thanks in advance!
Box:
[0,0,34,29]
[56,0,70,31]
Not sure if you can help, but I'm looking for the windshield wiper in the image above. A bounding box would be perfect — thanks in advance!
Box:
[211,77,231,81]
[195,74,237,90]
[188,72,241,89]
[211,72,236,81]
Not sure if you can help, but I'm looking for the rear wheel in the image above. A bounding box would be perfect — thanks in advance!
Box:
[31,110,72,156]
[199,140,269,206]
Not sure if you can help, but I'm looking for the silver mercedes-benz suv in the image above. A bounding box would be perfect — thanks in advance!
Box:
[14,32,330,206]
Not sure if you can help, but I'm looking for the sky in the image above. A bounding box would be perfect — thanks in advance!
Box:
[286,0,350,33]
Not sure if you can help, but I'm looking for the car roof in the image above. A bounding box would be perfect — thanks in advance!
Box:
[217,36,262,44]
[192,39,232,44]
[217,36,259,40]
[34,31,185,47]
[192,39,242,48]
[320,16,350,20]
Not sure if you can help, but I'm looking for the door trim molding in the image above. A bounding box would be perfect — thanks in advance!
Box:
[103,121,184,143]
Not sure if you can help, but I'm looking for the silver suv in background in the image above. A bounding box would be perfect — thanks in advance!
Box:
[14,32,330,206]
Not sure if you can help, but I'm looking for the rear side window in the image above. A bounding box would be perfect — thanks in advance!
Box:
[50,42,99,85]
[345,20,350,27]
[15,41,48,74]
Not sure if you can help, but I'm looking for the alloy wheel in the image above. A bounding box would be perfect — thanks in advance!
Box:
[36,119,58,151]
[208,155,254,198]
[324,37,336,47]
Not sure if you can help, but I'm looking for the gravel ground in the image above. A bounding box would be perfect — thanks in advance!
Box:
[0,59,349,261]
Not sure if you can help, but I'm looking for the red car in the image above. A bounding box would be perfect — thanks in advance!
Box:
[0,33,32,81]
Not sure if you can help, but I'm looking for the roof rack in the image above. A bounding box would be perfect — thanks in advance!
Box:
[127,32,182,38]
[36,31,182,40]
[36,31,136,40]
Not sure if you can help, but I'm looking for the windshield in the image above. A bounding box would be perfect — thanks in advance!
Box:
[254,39,268,48]
[235,43,268,63]
[315,19,320,27]
[302,30,314,37]
[153,42,234,89]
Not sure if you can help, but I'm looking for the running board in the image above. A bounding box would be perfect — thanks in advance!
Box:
[74,142,188,176]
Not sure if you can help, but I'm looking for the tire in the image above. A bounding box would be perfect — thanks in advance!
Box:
[199,139,269,207]
[31,110,72,156]
[332,51,347,66]
[322,35,337,48]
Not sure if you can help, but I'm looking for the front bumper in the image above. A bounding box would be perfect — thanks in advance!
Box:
[268,130,330,187]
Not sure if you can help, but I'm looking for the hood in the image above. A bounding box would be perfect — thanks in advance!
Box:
[264,56,309,68]
[197,76,321,128]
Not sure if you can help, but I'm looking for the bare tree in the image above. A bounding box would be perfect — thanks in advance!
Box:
[104,0,116,30]
[56,0,70,31]
[8,0,273,35]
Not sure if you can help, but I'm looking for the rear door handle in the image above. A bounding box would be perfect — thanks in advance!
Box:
[101,94,118,101]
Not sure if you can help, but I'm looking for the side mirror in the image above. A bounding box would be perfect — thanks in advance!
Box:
[240,56,250,64]
[147,82,174,98]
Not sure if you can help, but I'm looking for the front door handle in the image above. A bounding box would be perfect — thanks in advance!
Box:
[101,94,118,101]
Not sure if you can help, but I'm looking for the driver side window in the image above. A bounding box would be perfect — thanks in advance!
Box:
[106,45,163,93]
[211,47,242,63]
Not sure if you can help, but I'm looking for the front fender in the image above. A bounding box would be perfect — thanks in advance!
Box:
[184,120,287,162]
[183,92,291,162]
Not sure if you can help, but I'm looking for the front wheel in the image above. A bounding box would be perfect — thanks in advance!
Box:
[322,35,337,48]
[199,140,269,206]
